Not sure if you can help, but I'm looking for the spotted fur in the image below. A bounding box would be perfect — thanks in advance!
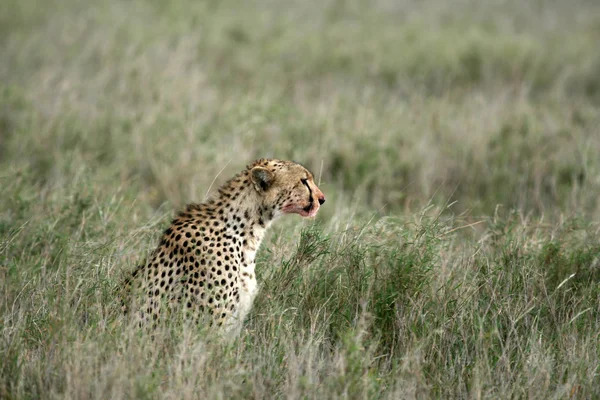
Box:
[124,159,326,335]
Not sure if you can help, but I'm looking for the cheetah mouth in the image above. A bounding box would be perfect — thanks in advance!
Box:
[299,203,319,218]
[282,202,319,218]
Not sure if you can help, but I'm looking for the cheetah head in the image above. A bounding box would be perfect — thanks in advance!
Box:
[249,159,326,219]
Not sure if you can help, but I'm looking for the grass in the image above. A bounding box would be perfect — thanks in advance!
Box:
[1,0,600,398]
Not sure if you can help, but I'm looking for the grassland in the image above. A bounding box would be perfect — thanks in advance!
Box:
[1,0,600,398]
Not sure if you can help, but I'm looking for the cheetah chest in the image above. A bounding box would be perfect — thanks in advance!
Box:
[235,248,258,322]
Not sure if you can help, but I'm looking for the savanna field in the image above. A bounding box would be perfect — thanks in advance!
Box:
[1,0,600,398]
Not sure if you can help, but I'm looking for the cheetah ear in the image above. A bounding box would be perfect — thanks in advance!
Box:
[250,166,274,191]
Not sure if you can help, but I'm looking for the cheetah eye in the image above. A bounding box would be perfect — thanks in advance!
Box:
[300,178,309,187]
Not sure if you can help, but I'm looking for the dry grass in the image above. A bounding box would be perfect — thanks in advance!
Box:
[1,0,599,398]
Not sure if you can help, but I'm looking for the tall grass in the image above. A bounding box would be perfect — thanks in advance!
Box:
[1,0,599,398]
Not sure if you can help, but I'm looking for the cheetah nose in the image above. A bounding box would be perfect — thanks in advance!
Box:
[318,196,325,205]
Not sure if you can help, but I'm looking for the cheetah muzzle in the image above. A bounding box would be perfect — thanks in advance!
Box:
[123,159,326,336]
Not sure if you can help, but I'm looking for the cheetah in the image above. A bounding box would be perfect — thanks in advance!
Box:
[124,159,326,336]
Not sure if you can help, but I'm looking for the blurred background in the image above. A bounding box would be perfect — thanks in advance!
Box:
[2,0,599,219]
